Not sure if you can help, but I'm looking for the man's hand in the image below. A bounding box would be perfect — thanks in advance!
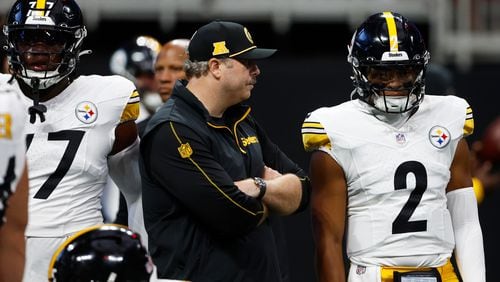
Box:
[235,178,261,198]
[262,166,281,180]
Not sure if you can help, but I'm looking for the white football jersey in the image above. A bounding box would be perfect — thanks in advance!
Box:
[0,74,139,236]
[302,95,474,267]
[0,83,26,226]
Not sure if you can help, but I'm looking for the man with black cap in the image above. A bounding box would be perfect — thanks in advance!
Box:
[140,21,310,281]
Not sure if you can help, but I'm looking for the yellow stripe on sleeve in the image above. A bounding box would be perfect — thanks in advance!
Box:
[383,11,399,52]
[301,121,331,151]
[463,106,474,136]
[120,90,140,123]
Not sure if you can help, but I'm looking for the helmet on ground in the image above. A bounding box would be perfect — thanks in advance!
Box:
[3,0,88,89]
[347,11,430,113]
[109,35,161,83]
[48,224,153,282]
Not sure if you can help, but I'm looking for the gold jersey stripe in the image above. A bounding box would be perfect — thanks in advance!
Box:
[0,113,12,139]
[463,106,474,136]
[383,11,399,52]
[302,133,331,152]
[120,90,140,122]
[36,0,46,16]
[302,122,324,129]
[381,259,458,281]
[463,117,474,136]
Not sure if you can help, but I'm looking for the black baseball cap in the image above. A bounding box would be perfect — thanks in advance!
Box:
[188,21,277,61]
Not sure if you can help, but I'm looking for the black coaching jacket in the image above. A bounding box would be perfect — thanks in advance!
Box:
[140,81,310,282]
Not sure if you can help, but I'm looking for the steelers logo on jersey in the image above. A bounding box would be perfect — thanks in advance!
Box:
[75,101,98,124]
[429,125,451,148]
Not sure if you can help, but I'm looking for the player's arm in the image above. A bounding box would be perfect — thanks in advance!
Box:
[0,162,28,282]
[108,91,140,202]
[309,151,347,282]
[446,138,485,282]
[107,90,145,238]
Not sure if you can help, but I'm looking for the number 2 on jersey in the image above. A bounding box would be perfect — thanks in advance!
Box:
[26,130,85,199]
[392,161,428,234]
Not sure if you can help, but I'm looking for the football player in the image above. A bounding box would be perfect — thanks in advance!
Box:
[1,0,146,281]
[0,83,28,282]
[302,12,485,282]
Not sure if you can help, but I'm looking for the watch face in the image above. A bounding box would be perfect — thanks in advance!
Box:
[254,177,266,189]
[254,177,267,200]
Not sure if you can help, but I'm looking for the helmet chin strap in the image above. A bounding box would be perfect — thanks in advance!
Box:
[28,77,48,124]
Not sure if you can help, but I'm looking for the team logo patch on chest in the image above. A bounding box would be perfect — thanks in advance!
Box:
[75,101,98,124]
[429,125,451,148]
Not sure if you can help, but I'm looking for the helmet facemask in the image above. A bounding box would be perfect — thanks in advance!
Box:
[350,61,428,113]
[4,25,87,90]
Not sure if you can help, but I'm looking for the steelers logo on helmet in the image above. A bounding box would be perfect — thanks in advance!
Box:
[75,101,98,124]
[429,126,451,148]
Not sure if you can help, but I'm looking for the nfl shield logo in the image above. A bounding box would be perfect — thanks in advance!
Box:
[396,133,406,144]
[356,265,366,275]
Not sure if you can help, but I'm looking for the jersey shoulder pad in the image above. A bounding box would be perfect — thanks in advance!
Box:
[301,108,332,152]
[437,95,473,137]
[79,75,139,123]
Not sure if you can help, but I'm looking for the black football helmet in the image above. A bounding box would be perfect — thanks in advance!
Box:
[347,11,430,113]
[3,0,88,90]
[48,224,153,282]
[109,35,161,82]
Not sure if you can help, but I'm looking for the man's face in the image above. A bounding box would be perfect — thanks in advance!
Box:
[13,29,67,72]
[220,58,260,103]
[366,65,420,96]
[154,45,188,102]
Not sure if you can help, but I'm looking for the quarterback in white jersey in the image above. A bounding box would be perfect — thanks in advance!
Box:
[0,83,28,281]
[3,0,147,281]
[302,12,484,282]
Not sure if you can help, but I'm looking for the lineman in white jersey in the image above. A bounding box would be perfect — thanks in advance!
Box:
[0,83,28,281]
[302,12,484,282]
[2,0,147,281]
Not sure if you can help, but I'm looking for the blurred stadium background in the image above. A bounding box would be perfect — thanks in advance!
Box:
[2,1,499,281]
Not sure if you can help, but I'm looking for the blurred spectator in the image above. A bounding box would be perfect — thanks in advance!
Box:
[474,116,500,281]
[471,116,500,203]
[109,35,162,121]
[136,38,190,137]
[426,63,456,95]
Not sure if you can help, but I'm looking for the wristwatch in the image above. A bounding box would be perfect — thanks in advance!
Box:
[253,177,267,200]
